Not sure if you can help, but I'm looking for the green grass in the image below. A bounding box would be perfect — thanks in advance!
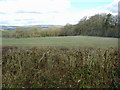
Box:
[2,36,118,48]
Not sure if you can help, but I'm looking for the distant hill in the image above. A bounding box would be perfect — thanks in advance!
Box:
[1,25,63,30]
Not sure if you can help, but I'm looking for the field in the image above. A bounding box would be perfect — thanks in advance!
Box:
[2,36,120,88]
[2,36,118,48]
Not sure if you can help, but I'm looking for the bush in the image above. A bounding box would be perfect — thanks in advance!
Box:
[2,47,120,88]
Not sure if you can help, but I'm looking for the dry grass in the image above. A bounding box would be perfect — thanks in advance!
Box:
[2,47,120,88]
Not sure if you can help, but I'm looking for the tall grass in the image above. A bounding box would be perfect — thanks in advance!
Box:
[2,47,120,88]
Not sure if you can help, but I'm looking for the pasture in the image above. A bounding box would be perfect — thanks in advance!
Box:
[2,36,118,48]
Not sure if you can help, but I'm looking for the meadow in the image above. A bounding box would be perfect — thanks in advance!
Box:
[2,36,118,49]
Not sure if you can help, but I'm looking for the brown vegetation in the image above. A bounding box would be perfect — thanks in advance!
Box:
[2,47,120,88]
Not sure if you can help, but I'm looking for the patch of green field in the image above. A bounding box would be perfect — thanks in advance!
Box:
[2,36,118,48]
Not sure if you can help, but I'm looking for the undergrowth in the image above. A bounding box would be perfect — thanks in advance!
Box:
[2,47,120,88]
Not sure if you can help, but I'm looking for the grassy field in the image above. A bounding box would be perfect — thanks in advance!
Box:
[2,36,118,49]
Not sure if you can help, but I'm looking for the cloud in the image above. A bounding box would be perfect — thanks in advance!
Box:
[0,0,71,25]
[105,0,118,13]
[16,11,43,14]
[0,11,70,26]
[0,0,70,14]
[65,0,118,24]
[0,0,71,26]
[0,0,119,26]
[70,0,113,2]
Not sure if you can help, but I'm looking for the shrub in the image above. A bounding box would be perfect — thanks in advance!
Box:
[2,47,120,88]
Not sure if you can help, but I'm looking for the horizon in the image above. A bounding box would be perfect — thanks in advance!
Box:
[1,24,64,27]
[0,0,118,26]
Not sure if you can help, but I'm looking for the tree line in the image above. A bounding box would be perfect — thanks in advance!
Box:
[60,13,119,38]
[2,13,119,38]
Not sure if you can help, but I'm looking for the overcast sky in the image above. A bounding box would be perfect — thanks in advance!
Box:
[0,0,119,26]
